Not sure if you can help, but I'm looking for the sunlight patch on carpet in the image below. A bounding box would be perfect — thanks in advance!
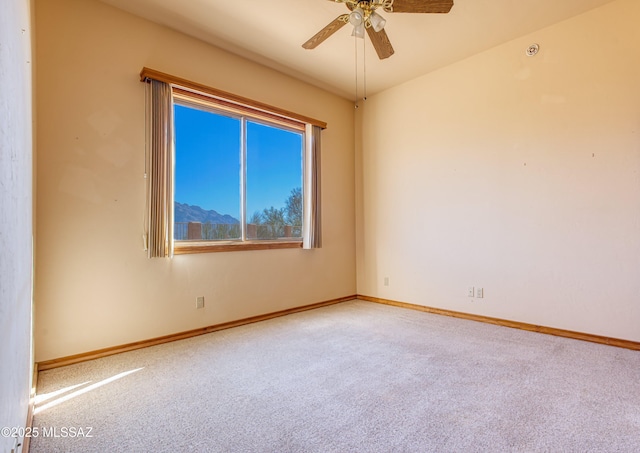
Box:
[34,368,144,415]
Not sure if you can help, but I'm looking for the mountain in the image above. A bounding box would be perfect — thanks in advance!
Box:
[174,202,239,224]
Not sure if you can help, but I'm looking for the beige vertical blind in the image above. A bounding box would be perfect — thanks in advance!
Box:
[145,79,174,258]
[303,124,322,249]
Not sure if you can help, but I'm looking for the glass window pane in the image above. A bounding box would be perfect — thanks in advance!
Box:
[173,104,241,241]
[246,121,303,240]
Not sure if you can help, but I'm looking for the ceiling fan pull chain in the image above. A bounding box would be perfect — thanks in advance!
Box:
[363,35,367,102]
[354,32,359,109]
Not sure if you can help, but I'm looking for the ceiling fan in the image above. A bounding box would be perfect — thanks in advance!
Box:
[302,0,454,60]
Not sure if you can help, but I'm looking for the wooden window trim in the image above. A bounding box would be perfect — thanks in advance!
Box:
[140,67,327,129]
[174,240,303,255]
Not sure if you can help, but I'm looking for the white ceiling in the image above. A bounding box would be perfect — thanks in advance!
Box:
[100,0,618,99]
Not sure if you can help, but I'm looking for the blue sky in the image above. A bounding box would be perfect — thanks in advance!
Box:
[174,104,302,219]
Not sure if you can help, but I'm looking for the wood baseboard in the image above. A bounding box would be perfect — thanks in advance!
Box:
[37,293,638,372]
[358,295,640,351]
[37,295,357,371]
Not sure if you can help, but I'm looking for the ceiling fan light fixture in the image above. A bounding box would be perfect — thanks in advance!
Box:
[369,11,386,32]
[349,7,364,26]
[351,22,365,39]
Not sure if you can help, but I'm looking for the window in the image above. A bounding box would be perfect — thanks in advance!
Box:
[141,68,324,256]
[173,97,303,245]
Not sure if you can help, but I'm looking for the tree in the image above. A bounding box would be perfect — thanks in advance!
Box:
[248,211,263,225]
[284,187,302,236]
[246,211,263,239]
[260,206,285,239]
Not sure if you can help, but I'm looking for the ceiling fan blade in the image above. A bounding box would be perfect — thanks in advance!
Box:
[366,26,394,60]
[302,15,349,49]
[391,0,454,14]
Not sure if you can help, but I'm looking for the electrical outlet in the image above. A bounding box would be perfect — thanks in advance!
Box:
[476,288,484,298]
[196,296,205,309]
[468,287,475,297]
[384,277,390,286]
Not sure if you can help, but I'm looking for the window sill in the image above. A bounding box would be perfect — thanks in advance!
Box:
[174,240,303,255]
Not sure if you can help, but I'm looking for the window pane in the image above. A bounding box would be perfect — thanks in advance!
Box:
[246,121,303,240]
[174,104,241,241]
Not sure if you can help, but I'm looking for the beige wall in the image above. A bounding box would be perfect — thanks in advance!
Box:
[357,0,640,341]
[0,0,34,448]
[35,0,356,361]
[35,0,640,363]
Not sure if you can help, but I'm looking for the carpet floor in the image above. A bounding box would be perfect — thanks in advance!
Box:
[30,300,640,452]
